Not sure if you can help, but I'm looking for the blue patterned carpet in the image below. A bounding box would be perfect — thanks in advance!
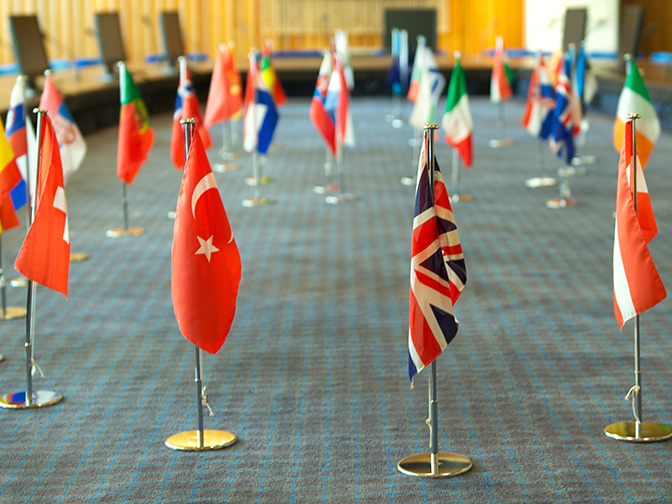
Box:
[1,96,672,503]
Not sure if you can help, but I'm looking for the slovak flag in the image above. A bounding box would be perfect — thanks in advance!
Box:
[408,134,467,384]
[521,52,555,139]
[325,55,355,149]
[6,76,36,210]
[243,52,279,155]
[613,120,665,329]
[39,75,86,184]
[309,50,336,155]
[171,59,212,170]
[15,114,70,297]
[171,129,241,354]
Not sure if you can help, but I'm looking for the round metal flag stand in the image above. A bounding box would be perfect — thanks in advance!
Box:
[107,183,145,237]
[325,134,356,204]
[0,109,62,410]
[525,139,557,188]
[165,119,236,450]
[313,146,335,194]
[213,115,240,173]
[397,125,472,478]
[488,102,513,148]
[546,164,578,209]
[604,114,672,444]
[242,152,274,207]
[449,148,472,203]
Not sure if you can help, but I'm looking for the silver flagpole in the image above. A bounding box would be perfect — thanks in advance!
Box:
[0,109,62,409]
[398,124,472,477]
[165,118,236,451]
[401,127,421,186]
[605,113,672,443]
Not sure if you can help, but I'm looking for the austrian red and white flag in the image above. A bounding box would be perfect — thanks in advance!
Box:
[15,114,70,297]
[613,120,666,329]
[171,130,242,354]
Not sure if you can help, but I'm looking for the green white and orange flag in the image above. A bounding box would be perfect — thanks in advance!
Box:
[613,60,660,169]
[117,64,154,185]
[441,57,473,167]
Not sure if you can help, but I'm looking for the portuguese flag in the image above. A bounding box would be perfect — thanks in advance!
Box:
[117,64,154,185]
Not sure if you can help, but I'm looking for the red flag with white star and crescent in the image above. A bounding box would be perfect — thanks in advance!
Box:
[171,129,241,354]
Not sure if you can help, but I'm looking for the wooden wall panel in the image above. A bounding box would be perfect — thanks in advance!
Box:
[0,0,524,66]
[621,0,672,54]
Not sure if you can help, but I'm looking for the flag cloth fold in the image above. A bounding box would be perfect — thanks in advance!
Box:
[549,56,578,164]
[325,56,355,149]
[441,57,473,167]
[408,45,446,129]
[204,44,234,128]
[6,76,36,210]
[171,130,241,354]
[0,194,19,234]
[39,75,86,184]
[522,52,555,140]
[15,114,70,297]
[613,60,660,169]
[118,65,154,185]
[243,53,279,154]
[261,41,287,106]
[613,120,665,329]
[309,50,336,155]
[0,121,22,203]
[408,136,467,384]
[171,63,212,170]
[490,36,513,104]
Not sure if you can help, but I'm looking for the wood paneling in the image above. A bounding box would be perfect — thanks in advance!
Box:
[0,0,524,66]
[621,0,672,54]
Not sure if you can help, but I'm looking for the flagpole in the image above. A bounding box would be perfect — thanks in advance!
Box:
[605,113,672,443]
[398,124,472,478]
[242,51,272,208]
[214,120,238,172]
[312,146,333,194]
[449,148,472,203]
[401,127,421,186]
[525,139,557,188]
[165,117,236,451]
[0,109,62,409]
[489,102,513,148]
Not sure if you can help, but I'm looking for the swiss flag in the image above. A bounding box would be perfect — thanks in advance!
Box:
[15,114,70,297]
[171,129,241,354]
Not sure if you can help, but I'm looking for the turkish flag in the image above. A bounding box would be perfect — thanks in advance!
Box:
[171,130,241,354]
[15,114,70,297]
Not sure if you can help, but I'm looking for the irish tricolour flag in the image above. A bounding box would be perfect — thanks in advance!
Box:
[613,60,660,169]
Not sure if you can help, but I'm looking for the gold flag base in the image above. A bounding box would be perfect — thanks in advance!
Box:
[0,306,27,320]
[546,198,578,209]
[70,252,89,262]
[165,429,237,451]
[525,177,557,188]
[244,176,273,186]
[242,197,274,207]
[0,390,63,409]
[450,194,473,203]
[213,162,238,173]
[397,452,472,478]
[106,227,146,238]
[605,421,672,443]
[489,138,513,148]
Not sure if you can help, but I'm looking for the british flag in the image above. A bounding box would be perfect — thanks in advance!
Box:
[408,135,467,384]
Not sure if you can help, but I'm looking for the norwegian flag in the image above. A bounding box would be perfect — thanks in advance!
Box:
[408,135,467,384]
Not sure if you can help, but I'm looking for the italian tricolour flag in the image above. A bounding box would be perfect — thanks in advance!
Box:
[613,60,659,169]
[441,59,473,168]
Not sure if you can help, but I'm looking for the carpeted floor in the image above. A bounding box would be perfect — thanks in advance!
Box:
[1,95,672,503]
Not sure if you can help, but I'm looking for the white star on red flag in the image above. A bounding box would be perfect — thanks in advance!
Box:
[195,235,219,262]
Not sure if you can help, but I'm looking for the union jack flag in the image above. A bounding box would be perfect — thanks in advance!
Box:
[550,56,580,164]
[408,135,467,384]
